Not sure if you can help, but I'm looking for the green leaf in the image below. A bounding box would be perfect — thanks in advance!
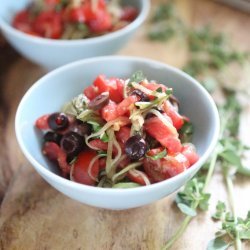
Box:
[207,237,230,250]
[177,203,197,217]
[100,132,109,142]
[146,148,167,160]
[112,182,141,189]
[213,201,226,220]
[219,150,243,168]
[129,71,145,84]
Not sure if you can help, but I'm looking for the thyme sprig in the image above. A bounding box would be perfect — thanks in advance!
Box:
[148,3,250,250]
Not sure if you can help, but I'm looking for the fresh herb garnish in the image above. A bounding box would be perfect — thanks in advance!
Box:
[129,70,146,84]
[148,2,250,250]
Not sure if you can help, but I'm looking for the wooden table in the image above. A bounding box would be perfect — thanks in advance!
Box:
[0,0,250,249]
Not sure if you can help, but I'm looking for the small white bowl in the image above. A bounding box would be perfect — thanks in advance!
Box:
[0,0,149,70]
[15,56,220,210]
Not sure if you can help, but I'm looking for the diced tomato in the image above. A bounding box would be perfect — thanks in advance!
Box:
[141,81,167,92]
[116,95,138,116]
[12,10,32,33]
[72,151,99,186]
[118,156,130,168]
[35,114,50,130]
[45,0,60,8]
[115,126,130,144]
[144,116,182,153]
[101,100,118,121]
[181,143,199,166]
[143,152,189,183]
[127,169,149,185]
[94,75,110,93]
[32,11,63,39]
[42,142,70,176]
[163,100,184,130]
[99,157,106,170]
[42,141,60,161]
[108,78,124,103]
[83,85,99,100]
[120,6,138,22]
[162,153,189,177]
[143,158,170,183]
[89,139,108,151]
[93,75,124,103]
[69,7,86,23]
[87,10,112,33]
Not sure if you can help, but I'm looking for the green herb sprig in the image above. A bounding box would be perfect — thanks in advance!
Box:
[148,3,250,250]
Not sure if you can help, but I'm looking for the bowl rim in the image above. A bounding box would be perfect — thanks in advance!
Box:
[15,55,220,195]
[0,0,150,46]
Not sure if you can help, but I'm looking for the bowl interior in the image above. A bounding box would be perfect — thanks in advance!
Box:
[16,57,219,177]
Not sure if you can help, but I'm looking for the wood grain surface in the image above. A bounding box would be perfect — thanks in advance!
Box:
[0,0,250,249]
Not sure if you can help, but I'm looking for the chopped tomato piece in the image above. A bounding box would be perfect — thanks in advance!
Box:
[101,100,118,121]
[83,85,99,100]
[42,142,70,175]
[143,153,189,183]
[108,78,124,103]
[116,95,138,116]
[99,157,106,170]
[181,143,199,166]
[33,11,63,39]
[87,10,112,33]
[162,153,189,177]
[12,10,31,33]
[35,114,50,130]
[72,151,99,186]
[115,126,131,144]
[69,7,86,23]
[163,100,184,130]
[144,116,182,153]
[89,139,108,151]
[127,169,149,185]
[94,75,124,102]
[120,7,138,22]
[141,81,167,92]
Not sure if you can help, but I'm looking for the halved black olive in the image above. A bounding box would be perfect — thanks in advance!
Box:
[169,94,179,107]
[44,131,62,145]
[60,132,84,157]
[71,121,92,136]
[130,89,150,102]
[125,135,147,161]
[88,92,109,110]
[48,112,69,131]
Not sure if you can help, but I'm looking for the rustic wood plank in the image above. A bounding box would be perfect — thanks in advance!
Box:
[0,0,250,249]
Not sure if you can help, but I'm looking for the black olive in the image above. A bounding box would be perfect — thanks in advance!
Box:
[60,132,85,157]
[71,121,92,136]
[88,92,109,110]
[44,131,62,145]
[125,135,147,160]
[169,94,179,107]
[130,89,150,102]
[145,108,164,119]
[48,112,69,131]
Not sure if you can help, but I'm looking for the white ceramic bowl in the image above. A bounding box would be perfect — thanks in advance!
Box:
[15,56,220,210]
[0,0,149,70]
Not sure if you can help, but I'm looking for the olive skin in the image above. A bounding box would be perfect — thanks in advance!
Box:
[60,132,85,158]
[71,121,92,136]
[44,131,62,145]
[48,112,69,131]
[88,92,109,110]
[130,89,150,102]
[125,135,147,160]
